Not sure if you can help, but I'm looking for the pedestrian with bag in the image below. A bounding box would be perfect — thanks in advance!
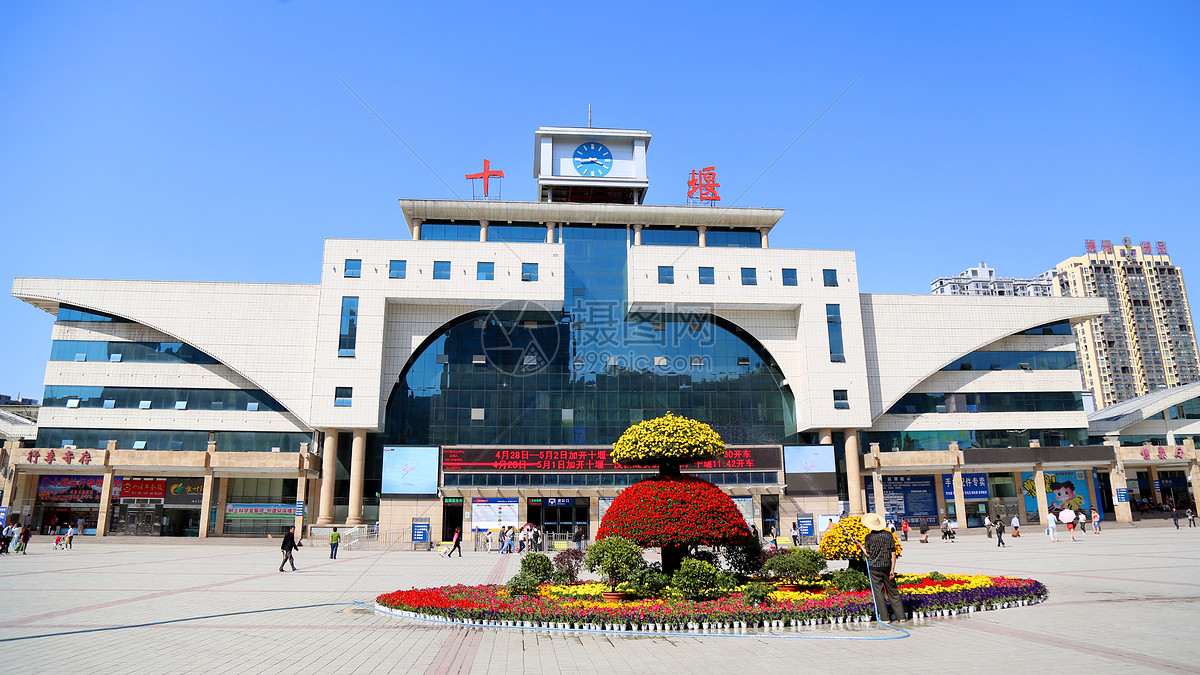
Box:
[279,526,300,572]
[447,527,462,558]
[1046,511,1058,542]
[995,517,1006,548]
[1010,514,1021,538]
[918,519,929,543]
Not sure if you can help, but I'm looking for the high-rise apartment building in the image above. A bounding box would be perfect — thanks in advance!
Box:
[931,263,1055,297]
[1055,238,1199,408]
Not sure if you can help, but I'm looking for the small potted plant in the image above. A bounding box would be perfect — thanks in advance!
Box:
[763,548,825,591]
[584,536,645,601]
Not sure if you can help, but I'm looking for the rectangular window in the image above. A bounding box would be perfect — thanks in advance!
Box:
[741,267,757,285]
[66,399,80,408]
[472,354,486,365]
[470,408,485,420]
[522,263,539,282]
[139,400,151,409]
[699,267,714,285]
[433,261,451,279]
[344,259,361,278]
[246,402,259,411]
[389,260,406,279]
[782,268,797,286]
[823,269,838,287]
[477,262,494,281]
[827,304,846,362]
[338,296,358,357]
[109,353,122,362]
[103,399,115,409]
[834,390,850,409]
[132,440,147,449]
[334,387,353,407]
[658,266,674,284]
[653,356,668,366]
[175,401,188,410]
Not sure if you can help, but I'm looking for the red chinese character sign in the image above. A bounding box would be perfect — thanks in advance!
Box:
[1157,241,1168,255]
[1141,241,1153,255]
[1101,240,1114,253]
[1084,239,1097,253]
[465,159,504,200]
[686,166,721,205]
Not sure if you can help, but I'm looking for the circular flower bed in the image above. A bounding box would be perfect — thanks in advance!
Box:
[375,573,1047,631]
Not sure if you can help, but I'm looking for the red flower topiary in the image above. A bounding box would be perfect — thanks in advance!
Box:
[597,475,752,548]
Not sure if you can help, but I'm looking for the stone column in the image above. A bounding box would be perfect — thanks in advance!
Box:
[96,469,115,537]
[1013,471,1029,525]
[545,221,556,244]
[1148,464,1161,503]
[215,476,229,535]
[871,468,885,518]
[759,228,769,248]
[698,226,707,247]
[818,428,833,445]
[951,467,966,527]
[346,429,366,526]
[412,218,422,240]
[198,471,215,538]
[844,430,863,515]
[294,476,307,536]
[1106,440,1133,523]
[317,429,339,526]
[633,224,643,246]
[1033,464,1049,527]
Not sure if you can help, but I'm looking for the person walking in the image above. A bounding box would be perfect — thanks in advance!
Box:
[1010,514,1021,538]
[1090,508,1102,534]
[1188,508,1196,527]
[279,526,300,572]
[329,527,340,559]
[859,513,906,623]
[994,517,1006,548]
[900,520,909,542]
[19,524,31,554]
[1173,506,1183,529]
[790,522,800,547]
[572,526,585,550]
[1046,512,1058,542]
[1065,512,1077,541]
[447,527,463,558]
[940,517,950,541]
[1,520,14,554]
[918,519,929,543]
[1077,511,1087,534]
[485,529,494,553]
[985,515,994,539]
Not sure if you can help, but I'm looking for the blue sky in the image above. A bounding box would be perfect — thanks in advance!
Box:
[2,2,1198,400]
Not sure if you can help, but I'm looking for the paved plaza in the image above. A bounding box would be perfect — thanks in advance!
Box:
[1,523,1197,674]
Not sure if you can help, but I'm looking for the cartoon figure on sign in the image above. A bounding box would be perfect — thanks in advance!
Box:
[1050,480,1084,512]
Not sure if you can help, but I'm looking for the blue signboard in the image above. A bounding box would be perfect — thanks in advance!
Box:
[865,475,938,518]
[381,446,440,495]
[797,517,814,537]
[546,497,575,507]
[1115,488,1129,503]
[1153,480,1162,491]
[294,500,304,517]
[942,473,989,500]
[411,521,430,543]
[1021,470,1091,514]
[0,506,7,527]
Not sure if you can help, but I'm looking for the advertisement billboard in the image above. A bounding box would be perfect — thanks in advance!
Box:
[942,473,990,501]
[37,476,105,503]
[164,479,204,506]
[471,497,517,531]
[1020,470,1092,515]
[864,475,938,518]
[381,446,440,495]
[225,504,295,519]
[783,446,835,473]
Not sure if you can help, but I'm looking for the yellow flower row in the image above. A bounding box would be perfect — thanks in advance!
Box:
[540,583,608,598]
[611,412,726,466]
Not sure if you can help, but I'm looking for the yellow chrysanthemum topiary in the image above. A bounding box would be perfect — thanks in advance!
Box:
[610,412,725,468]
[817,515,903,561]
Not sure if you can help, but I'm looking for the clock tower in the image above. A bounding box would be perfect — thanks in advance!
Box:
[533,126,651,204]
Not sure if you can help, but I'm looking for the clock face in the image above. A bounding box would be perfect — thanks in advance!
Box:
[572,142,613,177]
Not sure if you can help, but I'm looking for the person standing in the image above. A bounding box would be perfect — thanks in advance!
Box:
[485,529,494,553]
[279,526,299,572]
[790,522,800,546]
[900,520,909,542]
[65,524,75,550]
[572,526,585,550]
[940,517,950,542]
[1046,512,1058,542]
[984,515,994,539]
[751,524,760,542]
[19,524,31,554]
[1090,508,1101,534]
[859,513,905,623]
[994,517,1006,548]
[1173,506,1183,529]
[329,527,340,559]
[918,519,929,543]
[1010,514,1021,538]
[447,527,462,558]
[1,520,13,554]
[1188,508,1196,528]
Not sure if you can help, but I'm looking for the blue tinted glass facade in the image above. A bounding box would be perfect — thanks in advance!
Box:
[782,269,797,286]
[43,386,285,411]
[433,261,451,279]
[339,297,358,357]
[50,341,218,364]
[382,224,795,448]
[943,351,1077,371]
[823,269,838,287]
[422,223,480,241]
[522,263,539,281]
[658,266,674,284]
[741,268,757,285]
[864,428,1089,452]
[707,229,761,248]
[334,387,353,407]
[642,228,698,246]
[699,267,714,285]
[826,304,845,362]
[390,260,406,279]
[36,428,311,453]
[887,391,1084,415]
[491,225,549,243]
[1022,321,1073,335]
[56,305,128,322]
[477,262,494,280]
[344,259,361,278]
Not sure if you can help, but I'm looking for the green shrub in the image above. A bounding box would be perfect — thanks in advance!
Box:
[553,549,586,582]
[830,568,870,592]
[671,558,726,601]
[927,571,947,581]
[550,570,573,585]
[722,537,764,575]
[507,571,541,597]
[742,581,775,606]
[520,553,553,583]
[618,565,671,597]
[585,536,645,592]
[763,548,826,583]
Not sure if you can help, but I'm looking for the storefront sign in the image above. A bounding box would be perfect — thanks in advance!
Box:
[1115,488,1129,503]
[443,446,781,472]
[119,480,166,500]
[942,473,990,501]
[471,497,517,532]
[37,476,105,503]
[164,479,204,506]
[1160,477,1187,489]
[225,503,296,519]
[1153,479,1161,492]
[412,521,430,542]
[865,475,938,518]
[797,517,814,537]
[1021,471,1092,514]
[545,497,575,507]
